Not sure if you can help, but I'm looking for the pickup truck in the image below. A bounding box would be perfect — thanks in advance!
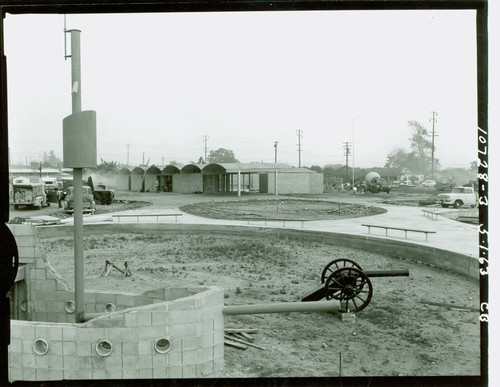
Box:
[436,186,478,208]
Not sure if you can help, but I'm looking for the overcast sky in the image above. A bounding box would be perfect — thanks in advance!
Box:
[4,10,477,169]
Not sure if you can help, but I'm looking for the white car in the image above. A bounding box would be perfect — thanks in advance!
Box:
[399,180,415,187]
[421,180,436,188]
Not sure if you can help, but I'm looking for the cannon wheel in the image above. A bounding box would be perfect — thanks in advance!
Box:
[324,267,373,313]
[321,258,362,284]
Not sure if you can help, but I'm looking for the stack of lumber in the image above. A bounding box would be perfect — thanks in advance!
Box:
[224,328,265,350]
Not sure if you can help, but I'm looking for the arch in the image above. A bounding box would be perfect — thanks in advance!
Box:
[119,167,132,175]
[162,165,181,175]
[146,165,162,175]
[180,164,202,174]
[131,167,145,175]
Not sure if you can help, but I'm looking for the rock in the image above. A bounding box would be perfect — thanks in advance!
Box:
[322,343,328,349]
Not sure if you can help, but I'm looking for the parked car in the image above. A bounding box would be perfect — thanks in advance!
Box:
[399,180,415,187]
[436,186,478,208]
[63,185,96,214]
[421,180,436,188]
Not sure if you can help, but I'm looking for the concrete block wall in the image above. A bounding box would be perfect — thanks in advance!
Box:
[266,172,323,195]
[172,174,203,194]
[9,286,224,382]
[7,224,225,381]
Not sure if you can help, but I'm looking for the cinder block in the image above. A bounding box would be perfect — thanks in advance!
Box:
[182,336,198,351]
[10,323,22,337]
[85,303,96,313]
[169,298,196,311]
[214,343,224,358]
[76,341,92,357]
[91,354,106,369]
[22,352,36,368]
[197,360,214,377]
[105,353,122,369]
[122,341,138,354]
[152,354,168,368]
[137,311,152,326]
[202,318,214,334]
[122,369,138,379]
[56,313,67,323]
[18,246,35,260]
[47,354,63,369]
[202,290,224,307]
[168,350,182,366]
[197,347,213,363]
[138,368,153,379]
[137,354,152,368]
[62,342,76,356]
[49,369,64,380]
[22,368,36,381]
[167,366,182,378]
[124,312,138,327]
[33,268,47,280]
[108,327,132,341]
[199,333,214,349]
[122,354,137,369]
[96,293,116,304]
[37,280,56,292]
[138,340,152,355]
[35,353,49,368]
[22,339,33,354]
[35,325,51,338]
[50,341,63,355]
[9,367,22,382]
[134,296,153,307]
[18,235,36,247]
[213,315,224,332]
[213,328,224,344]
[77,369,92,379]
[170,323,196,337]
[182,364,197,378]
[153,367,168,378]
[9,338,22,353]
[137,325,164,340]
[169,309,198,325]
[107,369,123,379]
[76,327,102,341]
[182,349,197,365]
[214,356,224,372]
[63,355,77,369]
[62,327,76,342]
[92,368,107,379]
[116,294,136,308]
[22,325,36,338]
[34,300,47,312]
[63,370,77,380]
[152,311,167,326]
[8,351,21,366]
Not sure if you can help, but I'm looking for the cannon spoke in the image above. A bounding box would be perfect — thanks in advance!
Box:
[324,267,373,312]
[321,259,362,283]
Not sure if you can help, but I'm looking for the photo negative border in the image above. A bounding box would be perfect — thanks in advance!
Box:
[0,1,488,386]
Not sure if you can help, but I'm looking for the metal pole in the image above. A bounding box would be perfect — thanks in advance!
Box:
[69,29,85,323]
[223,301,339,315]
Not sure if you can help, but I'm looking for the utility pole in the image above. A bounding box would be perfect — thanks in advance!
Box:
[352,118,355,187]
[430,111,438,179]
[343,142,352,184]
[126,144,130,166]
[274,141,278,163]
[296,130,303,167]
[142,152,145,166]
[203,135,209,163]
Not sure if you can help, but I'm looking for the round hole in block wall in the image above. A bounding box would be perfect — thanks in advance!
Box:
[104,303,116,313]
[33,339,49,355]
[96,340,113,357]
[65,300,75,313]
[19,300,27,312]
[154,338,171,354]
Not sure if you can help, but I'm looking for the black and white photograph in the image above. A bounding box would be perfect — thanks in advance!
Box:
[0,0,490,385]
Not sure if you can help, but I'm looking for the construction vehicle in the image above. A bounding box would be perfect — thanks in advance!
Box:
[364,172,391,193]
[12,183,48,209]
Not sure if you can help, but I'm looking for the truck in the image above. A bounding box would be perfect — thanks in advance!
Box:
[436,186,478,208]
[364,172,391,193]
[62,185,96,214]
[12,183,48,209]
[87,177,114,205]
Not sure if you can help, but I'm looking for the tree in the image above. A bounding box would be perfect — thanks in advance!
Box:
[309,165,323,173]
[385,121,439,175]
[96,159,119,174]
[207,148,239,163]
[42,150,63,168]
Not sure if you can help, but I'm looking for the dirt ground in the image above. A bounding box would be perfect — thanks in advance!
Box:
[40,220,480,378]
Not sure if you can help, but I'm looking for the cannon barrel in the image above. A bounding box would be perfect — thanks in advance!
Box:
[223,301,338,316]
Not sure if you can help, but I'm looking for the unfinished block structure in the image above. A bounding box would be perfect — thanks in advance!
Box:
[7,224,224,382]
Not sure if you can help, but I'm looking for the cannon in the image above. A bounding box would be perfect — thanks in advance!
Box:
[301,258,409,313]
[223,259,409,318]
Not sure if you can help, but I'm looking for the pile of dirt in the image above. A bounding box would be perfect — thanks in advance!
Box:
[180,199,386,221]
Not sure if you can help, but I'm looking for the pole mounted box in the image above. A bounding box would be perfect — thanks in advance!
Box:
[63,110,97,168]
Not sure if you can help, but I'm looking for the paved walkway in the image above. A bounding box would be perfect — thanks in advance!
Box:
[62,200,479,258]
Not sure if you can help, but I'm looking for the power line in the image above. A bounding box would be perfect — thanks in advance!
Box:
[202,135,209,163]
[343,142,352,183]
[274,141,278,163]
[430,111,438,178]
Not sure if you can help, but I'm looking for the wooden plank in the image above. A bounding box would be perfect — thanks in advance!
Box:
[224,338,248,350]
[224,328,259,334]
[224,335,265,350]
